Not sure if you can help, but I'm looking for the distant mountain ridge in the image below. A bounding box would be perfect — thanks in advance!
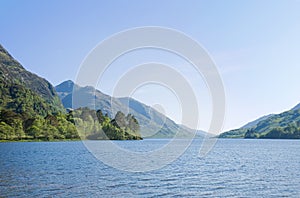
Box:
[55,80,201,138]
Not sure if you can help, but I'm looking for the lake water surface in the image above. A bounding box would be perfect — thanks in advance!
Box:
[0,139,299,197]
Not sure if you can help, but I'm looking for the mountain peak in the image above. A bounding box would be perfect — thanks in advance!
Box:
[55,80,75,93]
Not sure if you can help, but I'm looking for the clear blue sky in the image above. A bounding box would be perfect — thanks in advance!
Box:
[1,0,300,131]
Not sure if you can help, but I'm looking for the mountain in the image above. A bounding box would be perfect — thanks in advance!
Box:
[0,44,82,141]
[219,104,300,139]
[55,80,200,138]
[240,114,274,129]
[0,44,142,141]
[0,44,64,116]
[291,103,300,111]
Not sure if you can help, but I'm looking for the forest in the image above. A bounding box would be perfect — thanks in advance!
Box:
[0,107,142,141]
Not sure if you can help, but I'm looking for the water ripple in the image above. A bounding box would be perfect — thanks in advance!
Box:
[0,140,299,197]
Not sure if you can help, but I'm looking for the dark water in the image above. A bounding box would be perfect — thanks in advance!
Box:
[0,139,299,197]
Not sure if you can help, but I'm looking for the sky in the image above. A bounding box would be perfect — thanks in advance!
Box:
[1,0,300,132]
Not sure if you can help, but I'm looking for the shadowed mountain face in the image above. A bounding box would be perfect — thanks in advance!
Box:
[0,44,64,115]
[55,80,201,138]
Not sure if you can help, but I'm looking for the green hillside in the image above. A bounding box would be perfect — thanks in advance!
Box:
[219,106,300,139]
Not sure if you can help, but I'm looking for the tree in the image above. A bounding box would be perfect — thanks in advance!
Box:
[127,114,140,134]
[114,111,126,128]
[262,127,284,139]
[244,129,258,138]
[0,121,14,140]
[26,117,44,138]
[96,109,105,124]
